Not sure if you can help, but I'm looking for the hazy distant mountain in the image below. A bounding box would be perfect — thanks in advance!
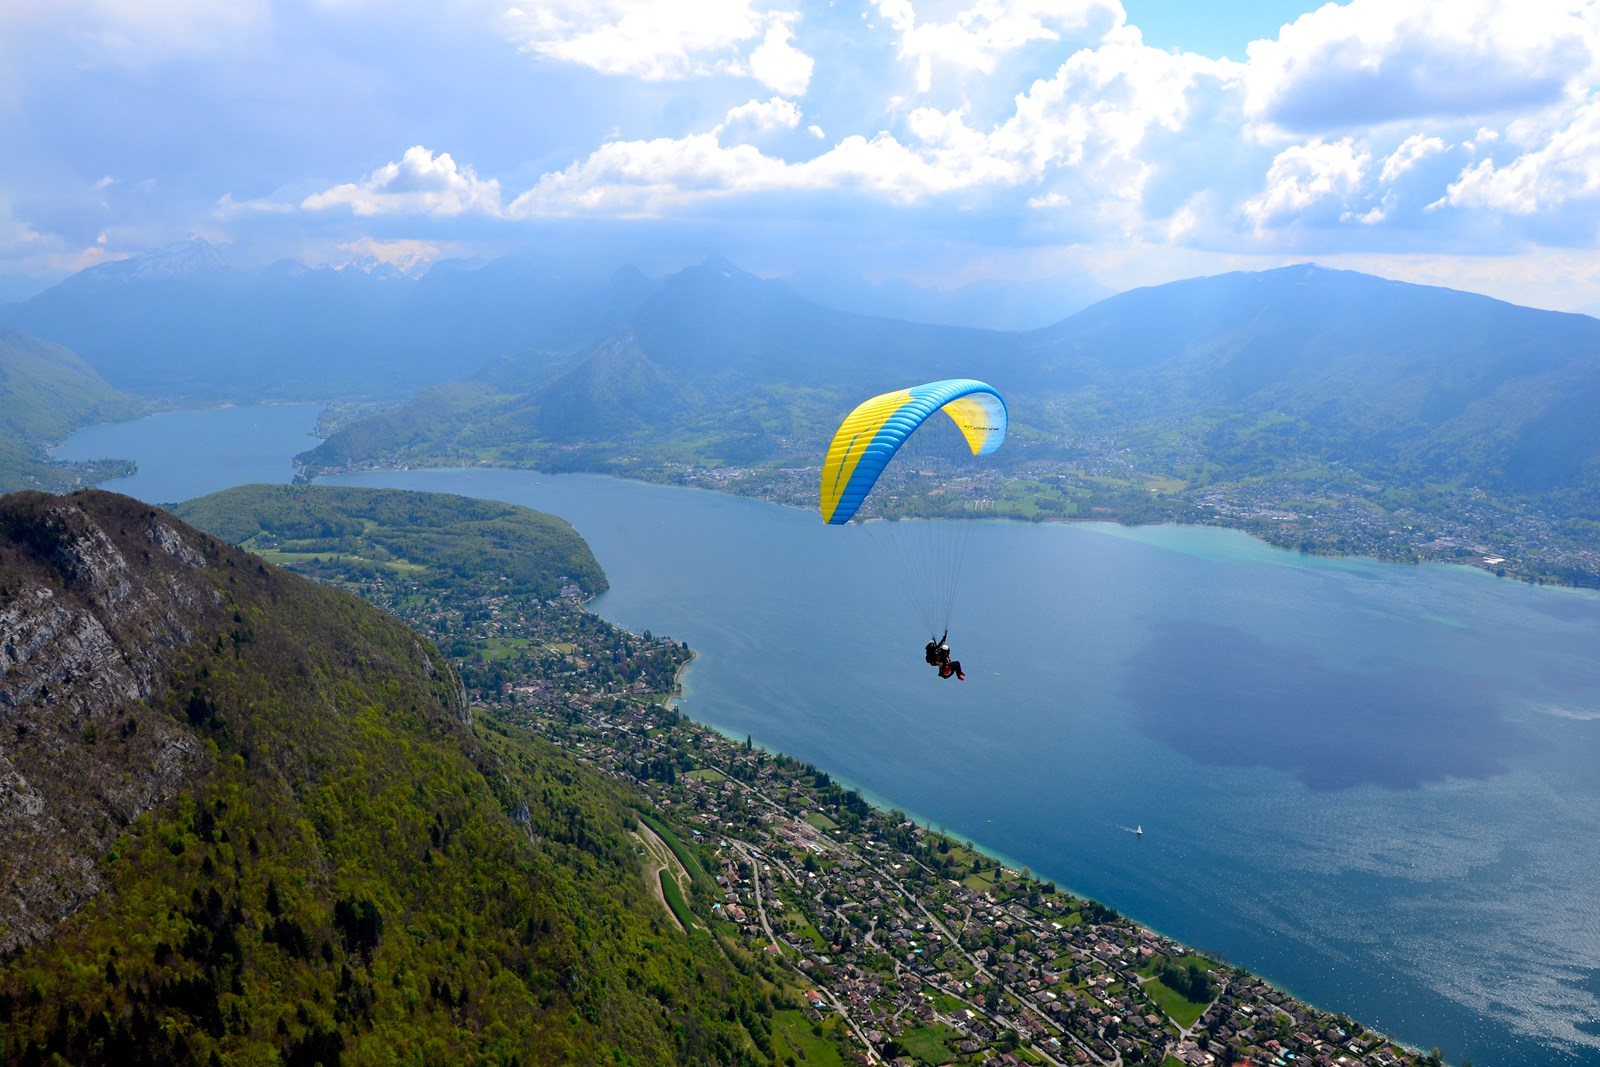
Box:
[784,265,1111,329]
[1027,264,1600,497]
[2,241,1069,405]
[0,240,416,397]
[0,325,140,490]
[0,240,653,400]
[300,256,1029,471]
[394,254,656,382]
[628,255,1022,385]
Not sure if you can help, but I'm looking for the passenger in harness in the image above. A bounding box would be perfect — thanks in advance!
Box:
[924,631,965,680]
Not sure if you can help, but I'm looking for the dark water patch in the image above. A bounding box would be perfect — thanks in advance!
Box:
[1124,621,1534,790]
[1568,967,1600,1005]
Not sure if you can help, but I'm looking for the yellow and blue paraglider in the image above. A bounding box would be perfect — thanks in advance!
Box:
[820,378,1007,525]
[820,379,1007,678]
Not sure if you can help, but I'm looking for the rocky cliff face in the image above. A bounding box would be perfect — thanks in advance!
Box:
[0,491,227,952]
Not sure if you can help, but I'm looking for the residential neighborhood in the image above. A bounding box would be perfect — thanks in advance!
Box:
[514,687,1445,1067]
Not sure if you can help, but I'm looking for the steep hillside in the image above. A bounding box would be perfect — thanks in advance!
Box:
[0,327,141,491]
[0,489,774,1065]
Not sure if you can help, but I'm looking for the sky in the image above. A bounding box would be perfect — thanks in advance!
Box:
[3,0,1600,311]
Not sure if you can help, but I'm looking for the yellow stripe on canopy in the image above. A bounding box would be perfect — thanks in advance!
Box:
[820,388,912,524]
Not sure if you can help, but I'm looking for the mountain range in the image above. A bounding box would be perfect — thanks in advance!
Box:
[0,242,654,399]
[0,240,1085,402]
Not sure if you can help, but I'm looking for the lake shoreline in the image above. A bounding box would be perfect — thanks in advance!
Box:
[302,452,1578,592]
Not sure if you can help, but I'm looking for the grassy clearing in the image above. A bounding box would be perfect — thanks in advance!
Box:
[963,866,1001,893]
[1143,976,1208,1029]
[784,913,826,951]
[804,811,838,831]
[478,636,533,660]
[684,768,727,783]
[896,1023,964,1064]
[769,1009,852,1067]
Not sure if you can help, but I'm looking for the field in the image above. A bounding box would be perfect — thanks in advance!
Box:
[896,1023,965,1064]
[769,1009,853,1067]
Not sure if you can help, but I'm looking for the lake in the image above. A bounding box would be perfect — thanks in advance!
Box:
[55,405,1600,1067]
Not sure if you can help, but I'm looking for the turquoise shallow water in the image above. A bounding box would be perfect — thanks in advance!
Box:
[56,407,1600,1066]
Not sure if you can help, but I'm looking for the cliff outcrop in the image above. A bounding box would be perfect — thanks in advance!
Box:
[1,491,224,952]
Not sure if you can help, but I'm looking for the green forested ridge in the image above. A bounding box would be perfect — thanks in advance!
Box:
[0,489,779,1065]
[0,326,140,491]
[172,483,607,599]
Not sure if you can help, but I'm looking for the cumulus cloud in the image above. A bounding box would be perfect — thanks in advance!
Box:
[507,134,780,217]
[0,197,118,274]
[1439,99,1600,214]
[0,200,49,264]
[874,0,1119,92]
[302,146,504,216]
[1379,133,1447,184]
[505,119,1032,218]
[995,26,1235,176]
[1245,0,1600,133]
[502,0,812,92]
[748,19,812,95]
[721,96,802,133]
[15,0,1600,306]
[503,22,1234,228]
[1244,138,1372,229]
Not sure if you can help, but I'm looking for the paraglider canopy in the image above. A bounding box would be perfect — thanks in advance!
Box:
[820,378,1007,525]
